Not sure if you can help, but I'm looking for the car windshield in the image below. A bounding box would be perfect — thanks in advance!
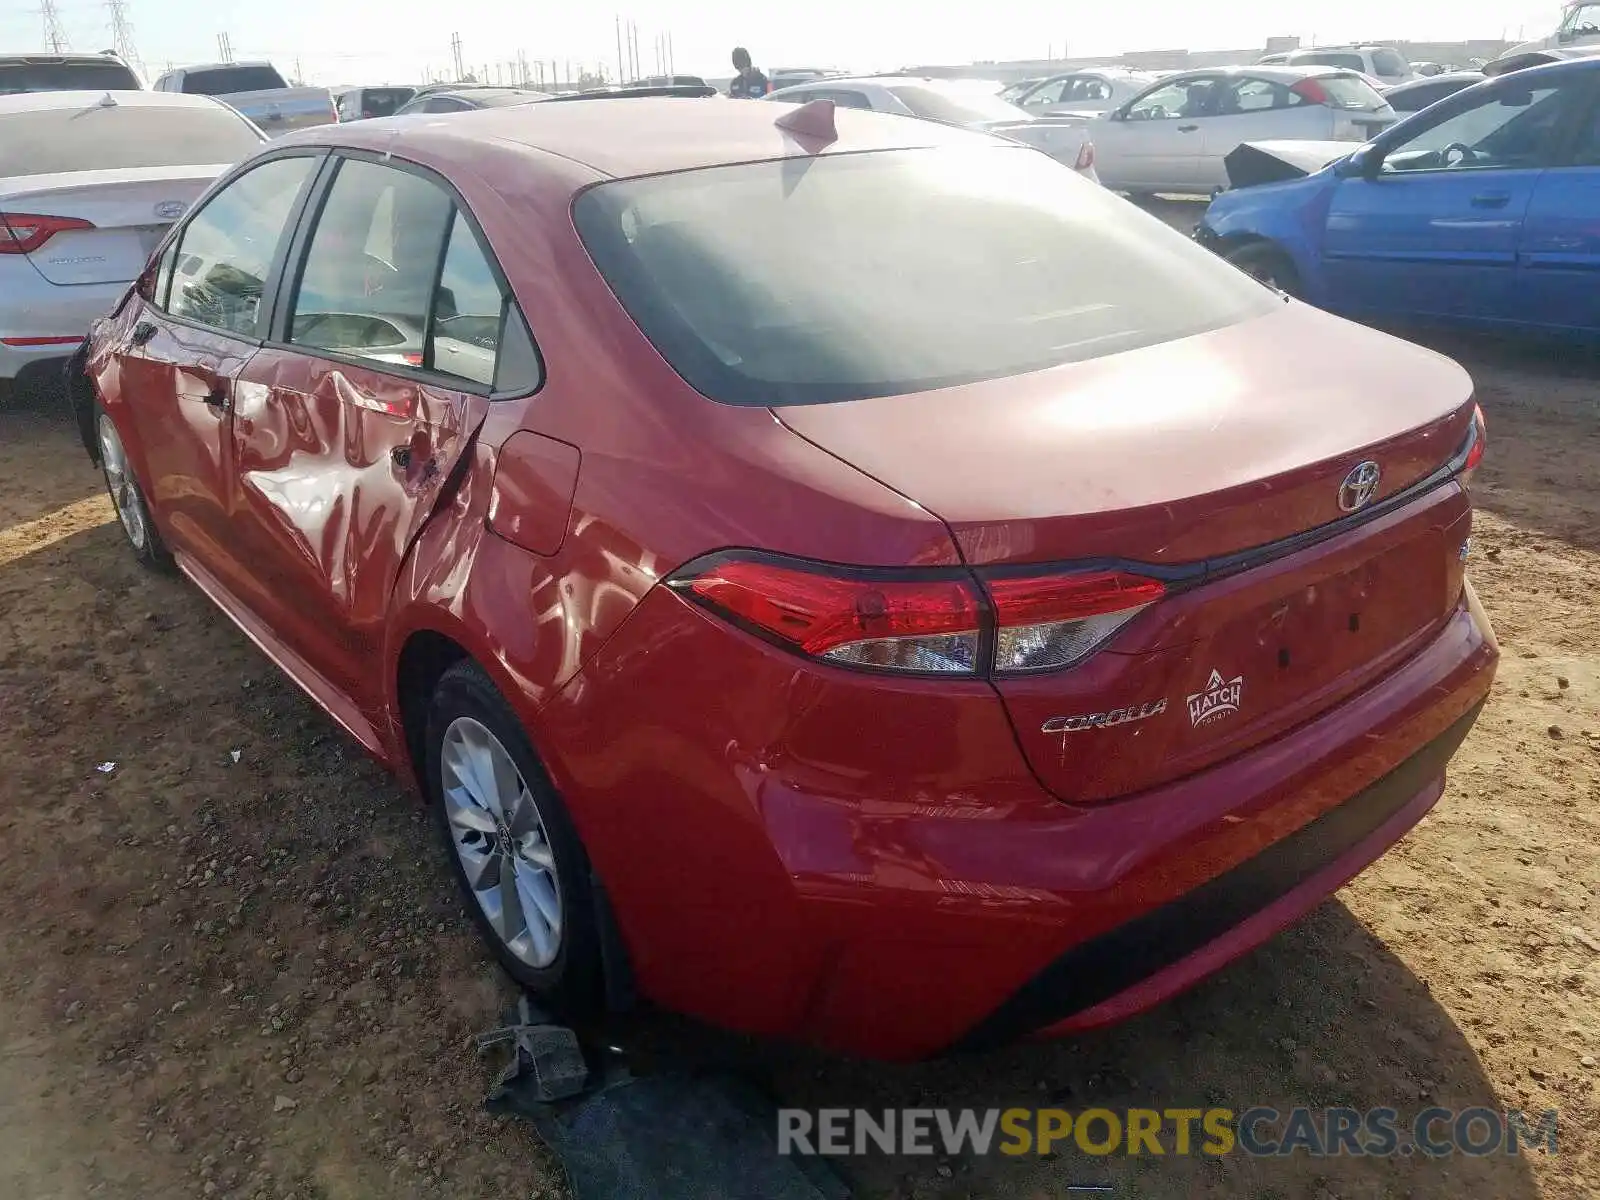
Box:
[574,146,1277,407]
[0,58,140,94]
[182,66,288,95]
[4,101,263,175]
[887,84,1029,125]
[1295,52,1366,71]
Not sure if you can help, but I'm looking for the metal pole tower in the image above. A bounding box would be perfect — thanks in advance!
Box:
[105,0,145,74]
[41,0,70,52]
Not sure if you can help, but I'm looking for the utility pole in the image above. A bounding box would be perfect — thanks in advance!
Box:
[216,32,233,63]
[615,15,624,86]
[628,21,638,82]
[41,0,70,52]
[105,0,145,76]
[450,32,464,81]
[667,31,673,75]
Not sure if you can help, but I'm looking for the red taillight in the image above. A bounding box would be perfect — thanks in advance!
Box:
[1457,404,1487,486]
[676,555,982,673]
[986,570,1164,674]
[671,553,1164,676]
[0,212,96,255]
[1290,78,1330,106]
[1074,140,1096,172]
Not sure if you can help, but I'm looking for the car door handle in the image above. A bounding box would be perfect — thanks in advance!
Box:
[1178,124,1200,132]
[202,386,230,411]
[131,320,158,347]
[1471,192,1511,209]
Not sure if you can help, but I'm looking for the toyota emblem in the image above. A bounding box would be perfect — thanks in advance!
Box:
[1338,461,1382,513]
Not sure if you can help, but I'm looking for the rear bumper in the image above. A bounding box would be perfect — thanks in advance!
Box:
[537,579,1496,1061]
[0,277,126,381]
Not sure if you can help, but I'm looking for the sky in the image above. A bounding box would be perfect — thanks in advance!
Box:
[2,0,1577,87]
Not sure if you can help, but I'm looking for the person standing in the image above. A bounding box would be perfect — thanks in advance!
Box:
[728,47,770,98]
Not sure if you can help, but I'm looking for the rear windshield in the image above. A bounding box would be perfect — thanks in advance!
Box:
[1371,48,1410,77]
[1319,73,1389,109]
[574,146,1277,407]
[5,102,263,175]
[354,87,414,116]
[0,58,141,94]
[888,84,1027,125]
[182,66,288,95]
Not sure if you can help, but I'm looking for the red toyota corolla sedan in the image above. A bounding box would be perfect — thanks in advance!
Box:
[71,95,1497,1061]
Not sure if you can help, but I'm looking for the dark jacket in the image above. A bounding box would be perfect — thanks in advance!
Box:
[728,68,769,98]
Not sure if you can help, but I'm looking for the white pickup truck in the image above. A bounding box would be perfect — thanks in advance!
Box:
[151,62,337,136]
[1499,1,1600,59]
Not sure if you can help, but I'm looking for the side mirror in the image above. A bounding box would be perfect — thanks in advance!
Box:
[1339,144,1382,178]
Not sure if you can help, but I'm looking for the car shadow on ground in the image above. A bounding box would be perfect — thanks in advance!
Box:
[602,899,1544,1199]
[0,390,102,530]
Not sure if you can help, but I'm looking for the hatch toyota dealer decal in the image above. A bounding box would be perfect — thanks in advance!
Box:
[1188,669,1244,727]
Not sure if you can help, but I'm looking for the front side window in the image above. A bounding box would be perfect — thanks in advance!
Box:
[1021,78,1068,106]
[167,155,316,337]
[574,145,1276,407]
[1562,2,1600,35]
[288,159,452,364]
[1381,84,1568,173]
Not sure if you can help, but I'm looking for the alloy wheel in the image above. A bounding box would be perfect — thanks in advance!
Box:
[439,716,564,969]
[97,413,148,551]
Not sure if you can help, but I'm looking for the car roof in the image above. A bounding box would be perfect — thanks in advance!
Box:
[288,94,997,182]
[1386,70,1483,91]
[1159,64,1372,82]
[0,89,228,114]
[174,60,276,72]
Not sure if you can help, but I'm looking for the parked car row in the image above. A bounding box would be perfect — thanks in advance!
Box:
[65,91,1495,1061]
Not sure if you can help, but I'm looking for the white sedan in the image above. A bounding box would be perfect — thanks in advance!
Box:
[0,90,264,399]
[766,76,1099,181]
[1086,65,1398,196]
[1010,68,1159,117]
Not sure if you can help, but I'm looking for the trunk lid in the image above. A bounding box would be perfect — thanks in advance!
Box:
[774,302,1477,802]
[3,166,226,286]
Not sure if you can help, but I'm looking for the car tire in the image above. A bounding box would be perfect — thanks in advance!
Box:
[1224,242,1302,298]
[95,403,173,571]
[424,660,603,1015]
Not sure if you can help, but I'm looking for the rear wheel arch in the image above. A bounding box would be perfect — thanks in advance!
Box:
[394,630,638,1011]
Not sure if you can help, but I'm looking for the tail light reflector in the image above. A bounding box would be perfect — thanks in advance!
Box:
[1074,140,1096,172]
[671,553,1163,677]
[0,212,95,255]
[1290,78,1330,106]
[1450,404,1487,487]
[987,570,1164,674]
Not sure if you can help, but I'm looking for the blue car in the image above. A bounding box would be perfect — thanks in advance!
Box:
[1196,56,1600,338]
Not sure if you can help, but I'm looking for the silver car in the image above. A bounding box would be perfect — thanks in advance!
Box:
[0,90,263,399]
[766,76,1099,181]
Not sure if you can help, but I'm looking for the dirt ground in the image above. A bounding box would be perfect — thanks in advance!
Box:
[2,310,1598,1197]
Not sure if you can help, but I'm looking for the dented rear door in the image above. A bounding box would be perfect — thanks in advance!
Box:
[228,349,486,712]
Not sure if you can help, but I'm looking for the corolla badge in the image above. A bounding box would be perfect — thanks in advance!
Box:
[1338,460,1382,513]
[154,199,188,221]
[1041,698,1167,735]
[1187,669,1244,728]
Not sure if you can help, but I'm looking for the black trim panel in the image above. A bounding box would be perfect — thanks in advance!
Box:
[949,699,1485,1054]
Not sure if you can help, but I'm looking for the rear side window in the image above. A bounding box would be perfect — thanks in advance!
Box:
[3,101,263,176]
[286,159,538,392]
[574,145,1277,407]
[1316,75,1389,110]
[181,66,288,95]
[0,58,141,94]
[166,155,317,337]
